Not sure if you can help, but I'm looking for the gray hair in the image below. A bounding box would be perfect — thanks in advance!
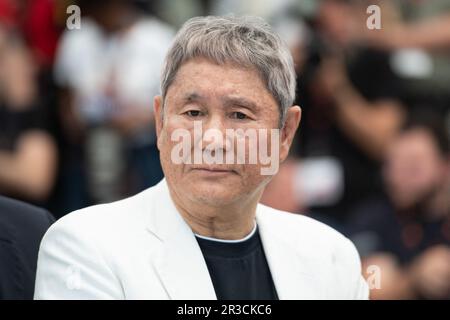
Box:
[160,15,297,126]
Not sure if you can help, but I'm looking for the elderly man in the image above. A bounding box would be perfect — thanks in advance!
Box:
[34,16,368,300]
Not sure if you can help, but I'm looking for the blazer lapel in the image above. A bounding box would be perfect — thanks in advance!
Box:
[256,207,325,300]
[144,179,324,300]
[145,179,216,300]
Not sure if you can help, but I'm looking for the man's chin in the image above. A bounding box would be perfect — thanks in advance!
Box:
[189,185,241,207]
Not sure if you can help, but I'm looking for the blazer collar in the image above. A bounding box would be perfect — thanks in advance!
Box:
[256,208,325,299]
[145,179,216,299]
[145,179,322,300]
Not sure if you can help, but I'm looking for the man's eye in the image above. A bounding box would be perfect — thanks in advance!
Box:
[231,112,248,120]
[185,110,202,117]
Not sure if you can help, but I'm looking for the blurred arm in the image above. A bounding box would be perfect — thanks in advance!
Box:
[0,130,57,201]
[399,14,450,49]
[316,58,405,160]
[363,245,450,299]
[362,254,415,299]
[366,14,450,51]
[333,85,404,160]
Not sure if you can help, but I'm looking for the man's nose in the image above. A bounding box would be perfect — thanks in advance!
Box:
[200,113,230,152]
[204,113,226,132]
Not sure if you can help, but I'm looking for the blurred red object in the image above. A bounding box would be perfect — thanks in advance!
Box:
[0,0,20,28]
[0,0,61,68]
[23,0,61,67]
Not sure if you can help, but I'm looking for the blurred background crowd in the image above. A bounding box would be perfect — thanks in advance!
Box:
[0,0,448,299]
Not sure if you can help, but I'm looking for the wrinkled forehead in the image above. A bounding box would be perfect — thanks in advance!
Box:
[166,58,278,107]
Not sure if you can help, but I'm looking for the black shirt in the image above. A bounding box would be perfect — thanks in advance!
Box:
[196,226,279,300]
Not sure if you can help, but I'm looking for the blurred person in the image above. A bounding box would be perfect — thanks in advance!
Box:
[286,0,406,229]
[54,0,174,209]
[348,114,450,299]
[314,57,405,162]
[34,16,368,300]
[314,0,406,161]
[0,28,58,205]
[0,195,54,299]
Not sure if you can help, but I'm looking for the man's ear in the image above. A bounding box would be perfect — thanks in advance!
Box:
[153,95,164,150]
[279,106,301,163]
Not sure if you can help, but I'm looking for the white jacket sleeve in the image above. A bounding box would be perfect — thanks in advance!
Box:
[34,216,123,299]
[344,238,370,300]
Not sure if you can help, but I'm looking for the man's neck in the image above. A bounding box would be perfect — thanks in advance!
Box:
[169,188,261,240]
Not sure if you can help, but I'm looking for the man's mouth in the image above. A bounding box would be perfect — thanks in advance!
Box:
[190,166,238,175]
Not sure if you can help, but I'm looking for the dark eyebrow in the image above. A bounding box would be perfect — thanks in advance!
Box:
[182,92,206,103]
[221,96,258,111]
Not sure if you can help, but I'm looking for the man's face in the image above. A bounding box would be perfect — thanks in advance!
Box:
[154,58,299,208]
[383,129,448,210]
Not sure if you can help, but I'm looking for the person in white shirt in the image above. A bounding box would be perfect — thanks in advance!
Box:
[54,0,175,204]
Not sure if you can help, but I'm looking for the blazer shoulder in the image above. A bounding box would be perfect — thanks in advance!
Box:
[46,186,155,242]
[258,204,368,299]
[257,204,350,246]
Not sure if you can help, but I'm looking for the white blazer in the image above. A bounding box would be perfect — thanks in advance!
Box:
[34,179,369,300]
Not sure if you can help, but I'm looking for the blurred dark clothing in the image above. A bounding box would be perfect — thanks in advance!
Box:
[295,48,402,225]
[0,103,49,151]
[0,196,54,299]
[347,196,450,265]
[0,101,55,209]
[347,48,402,100]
